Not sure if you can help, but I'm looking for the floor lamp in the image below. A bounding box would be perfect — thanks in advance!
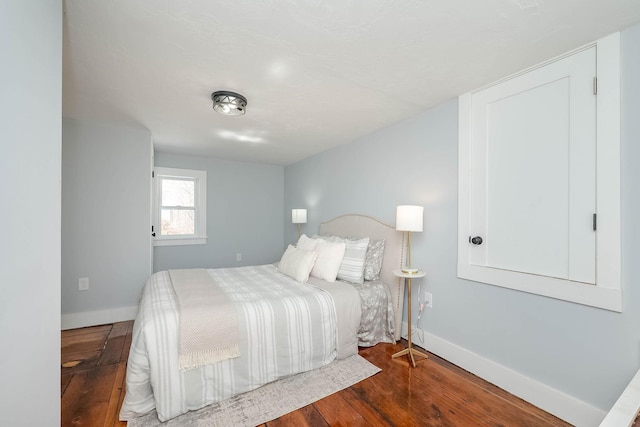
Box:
[396,205,423,273]
[393,205,428,367]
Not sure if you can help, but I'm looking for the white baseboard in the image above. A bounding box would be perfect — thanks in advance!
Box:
[62,305,138,330]
[599,367,640,427]
[402,322,606,427]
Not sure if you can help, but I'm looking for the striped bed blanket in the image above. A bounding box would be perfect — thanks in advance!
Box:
[120,264,348,422]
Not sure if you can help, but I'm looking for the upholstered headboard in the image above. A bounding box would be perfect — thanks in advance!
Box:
[319,214,406,341]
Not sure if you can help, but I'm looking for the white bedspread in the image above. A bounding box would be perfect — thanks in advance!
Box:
[120,264,357,422]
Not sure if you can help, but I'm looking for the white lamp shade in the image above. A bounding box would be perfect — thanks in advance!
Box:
[396,205,423,232]
[291,209,307,224]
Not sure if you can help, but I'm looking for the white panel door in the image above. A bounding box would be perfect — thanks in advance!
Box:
[468,47,596,284]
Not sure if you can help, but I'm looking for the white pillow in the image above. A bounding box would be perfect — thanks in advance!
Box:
[278,245,318,283]
[297,234,318,251]
[310,240,346,282]
[337,237,369,284]
[315,235,370,284]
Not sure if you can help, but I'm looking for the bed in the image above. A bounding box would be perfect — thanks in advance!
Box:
[120,214,406,422]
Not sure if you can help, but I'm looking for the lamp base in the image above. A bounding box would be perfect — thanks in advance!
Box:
[392,346,429,367]
[401,267,419,274]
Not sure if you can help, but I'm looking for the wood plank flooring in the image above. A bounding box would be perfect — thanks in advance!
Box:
[61,322,572,426]
[61,322,132,427]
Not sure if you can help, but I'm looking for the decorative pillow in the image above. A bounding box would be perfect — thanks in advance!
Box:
[297,234,317,251]
[316,235,369,284]
[310,239,346,282]
[364,239,386,281]
[278,245,318,283]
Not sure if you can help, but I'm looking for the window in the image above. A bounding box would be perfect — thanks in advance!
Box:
[458,32,621,311]
[153,167,207,246]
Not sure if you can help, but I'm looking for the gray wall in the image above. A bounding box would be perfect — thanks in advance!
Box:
[0,1,61,425]
[154,152,284,272]
[62,118,152,316]
[284,24,640,412]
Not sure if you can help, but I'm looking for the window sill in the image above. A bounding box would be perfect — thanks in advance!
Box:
[153,237,207,247]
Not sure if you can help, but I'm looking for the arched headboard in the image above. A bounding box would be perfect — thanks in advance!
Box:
[319,214,406,341]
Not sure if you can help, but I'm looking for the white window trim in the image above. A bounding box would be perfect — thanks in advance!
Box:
[457,32,621,312]
[153,167,207,246]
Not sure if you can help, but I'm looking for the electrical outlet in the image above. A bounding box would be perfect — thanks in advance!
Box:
[423,292,433,308]
[236,253,242,262]
[79,277,89,291]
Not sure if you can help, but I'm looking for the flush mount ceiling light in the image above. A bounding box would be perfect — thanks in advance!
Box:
[211,91,247,116]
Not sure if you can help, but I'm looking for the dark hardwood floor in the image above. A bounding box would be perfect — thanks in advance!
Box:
[61,321,572,426]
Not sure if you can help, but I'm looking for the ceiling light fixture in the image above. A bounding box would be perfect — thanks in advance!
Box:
[211,91,247,116]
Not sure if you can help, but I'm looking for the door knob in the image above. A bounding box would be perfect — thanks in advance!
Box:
[469,236,483,245]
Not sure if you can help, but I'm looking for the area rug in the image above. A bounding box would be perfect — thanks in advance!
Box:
[127,354,380,426]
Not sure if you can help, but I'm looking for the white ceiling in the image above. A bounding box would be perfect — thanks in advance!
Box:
[63,0,640,166]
